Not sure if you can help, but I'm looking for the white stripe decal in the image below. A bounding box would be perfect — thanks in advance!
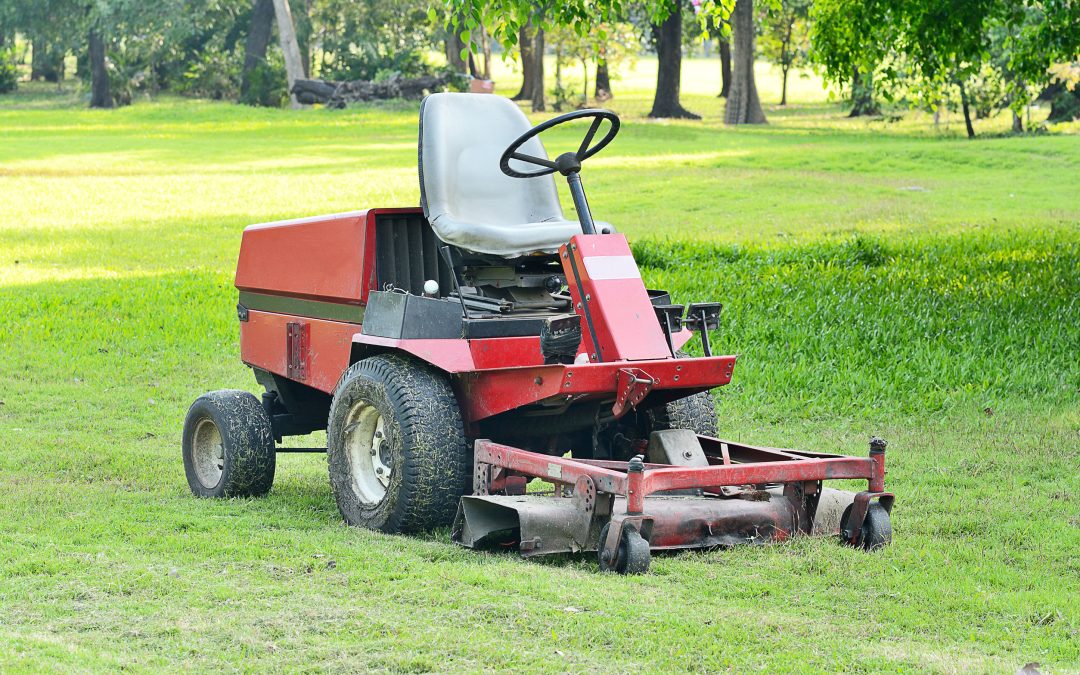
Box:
[583,255,641,280]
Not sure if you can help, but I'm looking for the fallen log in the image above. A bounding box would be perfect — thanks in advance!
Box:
[292,73,457,108]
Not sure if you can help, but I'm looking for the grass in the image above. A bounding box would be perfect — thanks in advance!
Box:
[1,59,1078,672]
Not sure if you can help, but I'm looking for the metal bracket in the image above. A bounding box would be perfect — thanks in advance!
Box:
[612,367,655,419]
[684,302,722,357]
[286,321,309,381]
[652,304,685,355]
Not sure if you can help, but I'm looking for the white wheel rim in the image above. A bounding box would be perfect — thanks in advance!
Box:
[343,400,390,504]
[192,418,224,489]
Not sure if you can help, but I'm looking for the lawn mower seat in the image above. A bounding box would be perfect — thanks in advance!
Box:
[419,93,598,257]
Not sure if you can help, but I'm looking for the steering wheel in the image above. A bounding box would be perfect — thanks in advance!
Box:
[499,109,620,179]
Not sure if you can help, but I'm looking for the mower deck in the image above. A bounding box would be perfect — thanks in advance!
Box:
[454,435,893,572]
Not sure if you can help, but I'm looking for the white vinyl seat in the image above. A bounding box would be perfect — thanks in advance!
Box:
[419,93,601,257]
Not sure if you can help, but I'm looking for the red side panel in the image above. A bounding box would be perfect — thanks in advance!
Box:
[562,234,671,362]
[236,210,371,303]
[241,310,357,393]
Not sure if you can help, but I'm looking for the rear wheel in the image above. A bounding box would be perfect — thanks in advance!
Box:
[182,390,276,498]
[327,354,469,534]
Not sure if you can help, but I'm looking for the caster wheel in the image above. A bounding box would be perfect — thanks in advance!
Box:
[840,502,892,550]
[597,522,651,574]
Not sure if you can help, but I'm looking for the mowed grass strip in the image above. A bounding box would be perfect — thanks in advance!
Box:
[0,76,1078,670]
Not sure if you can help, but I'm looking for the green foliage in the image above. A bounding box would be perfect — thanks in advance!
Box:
[759,0,811,69]
[314,0,437,81]
[443,0,733,54]
[0,47,16,93]
[811,0,1080,114]
[546,21,638,107]
[239,60,287,107]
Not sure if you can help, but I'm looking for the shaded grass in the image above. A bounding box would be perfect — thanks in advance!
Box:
[0,79,1078,671]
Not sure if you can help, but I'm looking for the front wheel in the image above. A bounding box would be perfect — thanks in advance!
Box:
[182,390,276,498]
[327,354,469,534]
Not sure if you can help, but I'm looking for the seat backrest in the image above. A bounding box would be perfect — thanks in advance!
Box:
[419,93,564,231]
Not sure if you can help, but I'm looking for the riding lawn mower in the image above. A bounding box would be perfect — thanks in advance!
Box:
[182,93,894,573]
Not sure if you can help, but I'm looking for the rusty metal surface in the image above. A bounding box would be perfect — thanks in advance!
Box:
[466,435,893,558]
[453,492,810,556]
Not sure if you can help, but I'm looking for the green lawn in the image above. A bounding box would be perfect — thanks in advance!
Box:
[1,63,1078,672]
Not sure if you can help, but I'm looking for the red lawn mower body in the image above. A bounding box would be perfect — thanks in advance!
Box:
[234,207,735,426]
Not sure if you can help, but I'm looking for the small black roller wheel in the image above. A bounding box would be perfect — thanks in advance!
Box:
[597,522,651,574]
[840,502,892,550]
[327,354,469,534]
[182,390,276,498]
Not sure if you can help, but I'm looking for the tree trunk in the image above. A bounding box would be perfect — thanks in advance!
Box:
[30,38,44,80]
[553,44,564,112]
[595,58,611,101]
[848,67,880,116]
[297,0,311,78]
[648,2,699,119]
[272,0,305,108]
[779,21,793,105]
[446,29,467,72]
[1047,87,1080,123]
[531,28,545,112]
[958,81,975,138]
[88,29,112,109]
[512,26,533,100]
[581,59,589,107]
[724,0,766,124]
[31,38,63,82]
[718,39,731,98]
[1011,109,1023,133]
[479,26,492,80]
[240,0,276,100]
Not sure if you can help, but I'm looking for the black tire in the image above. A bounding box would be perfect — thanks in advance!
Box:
[182,389,276,498]
[597,522,651,574]
[648,390,719,438]
[839,502,892,550]
[327,354,469,534]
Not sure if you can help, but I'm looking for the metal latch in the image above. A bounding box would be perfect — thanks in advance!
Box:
[612,368,655,418]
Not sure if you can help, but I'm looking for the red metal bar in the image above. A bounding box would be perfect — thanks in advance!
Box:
[474,440,879,503]
[639,458,876,496]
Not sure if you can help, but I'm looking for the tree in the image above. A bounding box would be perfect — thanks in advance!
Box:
[649,0,698,118]
[511,23,534,100]
[724,0,766,123]
[87,24,111,107]
[759,0,810,106]
[848,66,880,116]
[271,0,304,107]
[811,0,1080,137]
[240,0,275,100]
[443,0,731,117]
[717,38,731,97]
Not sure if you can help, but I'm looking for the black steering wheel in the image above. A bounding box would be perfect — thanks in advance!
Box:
[499,109,621,179]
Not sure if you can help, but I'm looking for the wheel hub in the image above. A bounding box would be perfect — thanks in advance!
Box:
[191,417,224,489]
[343,400,391,504]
